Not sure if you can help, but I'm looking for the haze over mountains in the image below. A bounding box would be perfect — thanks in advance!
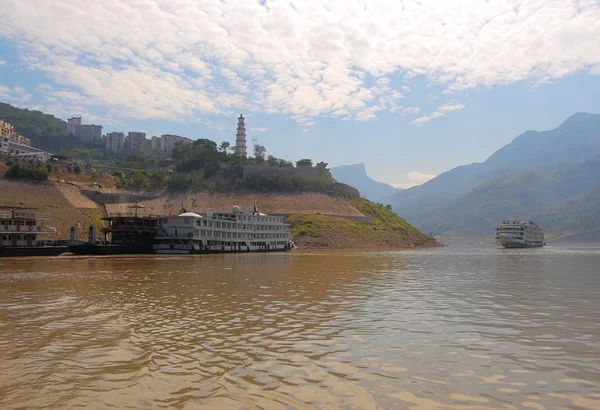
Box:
[329,163,399,202]
[381,112,600,241]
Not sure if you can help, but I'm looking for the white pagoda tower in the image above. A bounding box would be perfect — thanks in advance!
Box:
[234,114,247,156]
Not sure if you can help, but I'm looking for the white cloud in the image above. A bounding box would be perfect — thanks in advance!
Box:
[0,84,31,105]
[402,106,420,115]
[410,101,464,125]
[391,183,414,189]
[392,171,437,188]
[408,171,437,183]
[249,127,268,132]
[438,103,464,113]
[410,111,445,126]
[0,0,599,124]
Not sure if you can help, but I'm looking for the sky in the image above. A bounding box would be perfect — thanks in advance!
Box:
[1,0,599,188]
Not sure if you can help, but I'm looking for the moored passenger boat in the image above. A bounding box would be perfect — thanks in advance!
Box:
[68,213,158,255]
[0,209,67,257]
[495,220,545,248]
[153,202,293,254]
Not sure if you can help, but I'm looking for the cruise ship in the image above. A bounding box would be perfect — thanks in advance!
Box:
[153,202,293,254]
[495,220,545,248]
[0,209,67,257]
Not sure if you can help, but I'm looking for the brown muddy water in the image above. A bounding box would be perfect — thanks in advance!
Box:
[1,244,599,409]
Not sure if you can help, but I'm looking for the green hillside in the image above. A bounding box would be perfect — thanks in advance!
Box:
[0,102,79,151]
[540,186,600,240]
[289,199,437,248]
[420,155,600,239]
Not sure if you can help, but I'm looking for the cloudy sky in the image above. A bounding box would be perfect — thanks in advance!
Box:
[1,0,599,187]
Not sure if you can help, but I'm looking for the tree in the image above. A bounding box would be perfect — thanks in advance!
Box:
[296,158,313,167]
[278,159,294,167]
[267,155,278,166]
[219,141,231,153]
[253,144,266,164]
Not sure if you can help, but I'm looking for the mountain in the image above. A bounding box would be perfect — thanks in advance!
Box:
[0,102,79,151]
[385,112,600,239]
[330,163,399,202]
[418,155,600,238]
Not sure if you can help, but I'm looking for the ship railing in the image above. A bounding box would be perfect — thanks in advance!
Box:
[103,213,159,220]
[0,225,56,233]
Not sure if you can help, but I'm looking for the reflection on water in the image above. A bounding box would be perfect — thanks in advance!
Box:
[1,245,600,409]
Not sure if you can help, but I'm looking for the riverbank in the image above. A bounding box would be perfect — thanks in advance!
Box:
[0,177,438,249]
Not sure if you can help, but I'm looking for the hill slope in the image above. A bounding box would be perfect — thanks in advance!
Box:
[0,102,78,151]
[330,163,398,202]
[420,155,600,238]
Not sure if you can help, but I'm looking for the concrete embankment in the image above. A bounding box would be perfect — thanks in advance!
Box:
[0,180,102,240]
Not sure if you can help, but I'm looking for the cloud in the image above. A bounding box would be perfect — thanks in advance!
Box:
[0,84,31,105]
[0,60,6,65]
[392,171,437,188]
[249,127,268,132]
[438,103,464,113]
[408,171,437,183]
[409,111,445,126]
[0,0,599,124]
[402,106,420,115]
[409,101,464,126]
[391,183,414,189]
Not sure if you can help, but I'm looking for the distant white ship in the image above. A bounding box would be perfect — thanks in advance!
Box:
[495,220,545,248]
[153,201,294,254]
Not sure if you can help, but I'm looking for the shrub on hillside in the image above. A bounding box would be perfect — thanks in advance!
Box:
[4,162,49,181]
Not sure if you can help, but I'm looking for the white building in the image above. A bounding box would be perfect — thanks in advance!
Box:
[235,114,247,156]
[15,151,53,163]
[106,132,125,151]
[160,134,192,152]
[67,116,81,135]
[0,119,44,157]
[75,124,103,140]
[67,116,103,140]
[126,132,147,151]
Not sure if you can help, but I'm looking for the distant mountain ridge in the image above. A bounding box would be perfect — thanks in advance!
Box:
[330,163,399,202]
[385,112,600,240]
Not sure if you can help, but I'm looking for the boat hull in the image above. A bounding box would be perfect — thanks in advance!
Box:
[496,238,544,248]
[153,247,292,255]
[68,244,154,255]
[0,246,68,257]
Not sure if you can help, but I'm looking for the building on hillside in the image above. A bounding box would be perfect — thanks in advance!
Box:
[158,156,177,172]
[0,119,45,157]
[126,132,147,151]
[106,132,125,151]
[15,151,53,163]
[150,136,161,150]
[160,134,192,152]
[67,116,103,140]
[235,114,247,156]
[75,124,103,140]
[67,116,82,135]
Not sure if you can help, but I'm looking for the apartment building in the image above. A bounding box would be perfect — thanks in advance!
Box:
[106,132,125,151]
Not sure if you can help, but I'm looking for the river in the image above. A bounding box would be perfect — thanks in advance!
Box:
[1,244,599,409]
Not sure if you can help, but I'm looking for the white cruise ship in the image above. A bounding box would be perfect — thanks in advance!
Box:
[495,220,545,248]
[153,202,294,254]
